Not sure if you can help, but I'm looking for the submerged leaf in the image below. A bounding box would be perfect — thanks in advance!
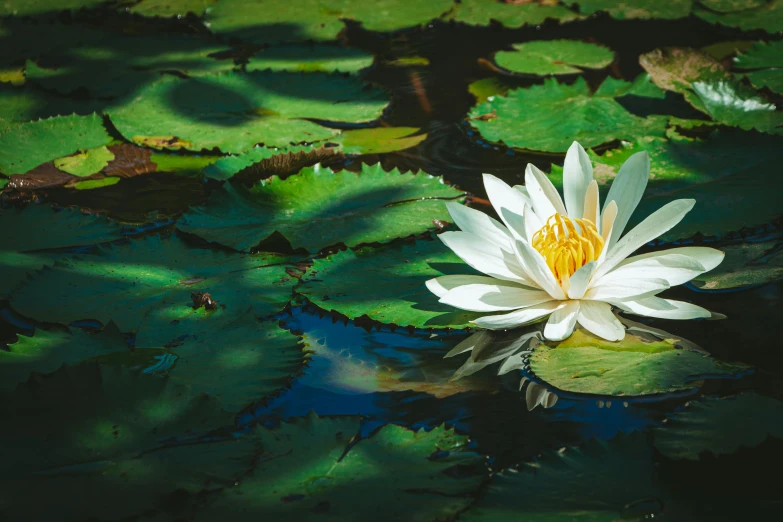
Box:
[178,164,463,253]
[297,239,483,329]
[194,415,484,521]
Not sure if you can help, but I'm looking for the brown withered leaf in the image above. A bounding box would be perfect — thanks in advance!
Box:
[6,163,76,191]
[103,144,158,179]
[234,145,342,183]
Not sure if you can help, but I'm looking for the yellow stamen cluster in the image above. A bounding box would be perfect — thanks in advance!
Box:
[531,214,604,288]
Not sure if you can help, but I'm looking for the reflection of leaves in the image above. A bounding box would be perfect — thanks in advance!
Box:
[459,432,665,522]
[196,414,485,522]
[0,113,111,175]
[469,77,668,152]
[654,393,783,460]
[10,235,297,331]
[0,364,250,522]
[494,39,614,75]
[0,203,125,297]
[297,239,483,329]
[136,309,306,412]
[179,164,463,253]
[107,70,389,153]
[0,322,128,391]
[529,329,748,397]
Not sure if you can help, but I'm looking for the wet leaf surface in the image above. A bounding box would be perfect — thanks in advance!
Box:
[494,39,614,75]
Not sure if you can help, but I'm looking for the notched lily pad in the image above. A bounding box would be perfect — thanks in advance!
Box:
[494,39,614,75]
[297,238,483,329]
[653,392,783,460]
[178,163,464,253]
[734,40,783,94]
[529,329,749,397]
[195,414,484,522]
[695,0,783,33]
[202,144,338,181]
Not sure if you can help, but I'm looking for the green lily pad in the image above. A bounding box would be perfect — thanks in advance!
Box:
[195,414,484,522]
[72,176,122,190]
[0,113,111,175]
[150,151,221,174]
[692,80,783,134]
[691,238,783,290]
[135,309,305,412]
[178,164,463,253]
[107,70,388,153]
[128,0,217,17]
[695,0,783,33]
[202,144,337,180]
[205,0,454,45]
[246,44,374,73]
[469,77,668,152]
[529,329,748,397]
[26,33,234,99]
[0,364,253,522]
[10,235,297,332]
[0,0,103,16]
[653,393,783,460]
[447,0,580,27]
[335,126,427,154]
[573,0,692,19]
[734,41,783,94]
[0,323,128,391]
[0,203,125,297]
[702,39,754,60]
[494,40,614,75]
[459,433,663,522]
[54,146,115,177]
[297,239,483,329]
[0,83,105,125]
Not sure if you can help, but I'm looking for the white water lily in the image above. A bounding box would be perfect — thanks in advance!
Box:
[426,141,724,342]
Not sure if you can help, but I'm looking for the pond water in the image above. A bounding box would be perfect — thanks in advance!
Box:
[1,1,783,521]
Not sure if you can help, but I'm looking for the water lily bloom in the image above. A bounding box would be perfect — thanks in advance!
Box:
[426,141,724,342]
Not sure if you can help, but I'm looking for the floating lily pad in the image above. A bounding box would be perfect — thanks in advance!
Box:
[335,126,427,154]
[702,39,755,60]
[205,0,454,45]
[202,144,337,181]
[693,80,783,134]
[494,40,614,75]
[135,309,305,412]
[448,0,580,27]
[128,0,217,17]
[0,113,111,175]
[573,0,692,19]
[0,204,125,297]
[690,239,783,290]
[653,393,783,460]
[54,146,114,177]
[0,323,128,391]
[297,239,483,329]
[0,0,103,16]
[178,164,463,253]
[469,77,668,152]
[734,41,783,94]
[459,432,663,522]
[0,364,253,522]
[529,329,748,397]
[72,176,121,190]
[10,235,296,332]
[246,44,374,73]
[695,0,783,33]
[107,70,388,153]
[195,414,484,522]
[0,83,105,125]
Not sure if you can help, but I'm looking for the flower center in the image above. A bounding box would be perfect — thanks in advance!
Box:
[531,214,604,287]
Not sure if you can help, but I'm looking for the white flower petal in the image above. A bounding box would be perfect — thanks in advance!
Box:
[585,277,670,302]
[514,239,567,300]
[593,199,696,282]
[439,231,537,285]
[613,297,712,320]
[426,274,517,298]
[544,300,580,341]
[513,185,530,199]
[563,141,594,220]
[439,284,552,312]
[600,199,618,244]
[482,173,530,236]
[603,151,650,249]
[576,301,625,341]
[582,179,600,229]
[523,203,543,243]
[471,301,562,330]
[446,202,513,251]
[602,253,705,287]
[525,163,567,220]
[567,261,598,300]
